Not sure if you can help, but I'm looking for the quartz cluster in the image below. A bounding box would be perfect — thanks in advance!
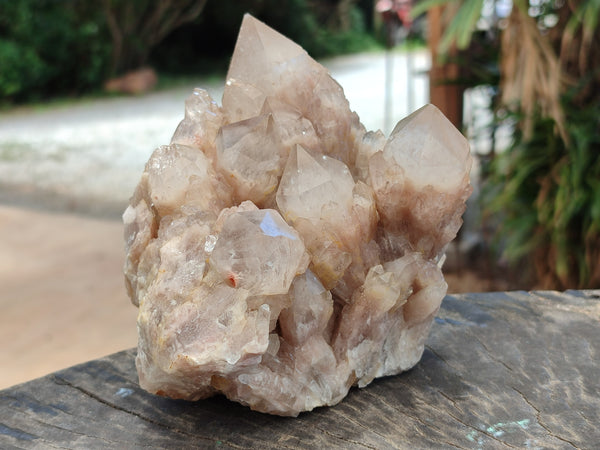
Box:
[124,14,473,416]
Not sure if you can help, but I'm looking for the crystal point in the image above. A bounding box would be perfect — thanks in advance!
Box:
[124,15,473,416]
[384,104,471,191]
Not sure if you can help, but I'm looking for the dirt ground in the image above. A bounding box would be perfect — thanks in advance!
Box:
[0,204,509,390]
[0,205,137,389]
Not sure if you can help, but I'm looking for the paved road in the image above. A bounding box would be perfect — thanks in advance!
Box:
[0,50,431,217]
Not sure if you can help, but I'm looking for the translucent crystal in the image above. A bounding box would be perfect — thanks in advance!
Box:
[215,114,280,206]
[171,88,223,157]
[124,14,473,416]
[276,145,355,224]
[384,104,471,192]
[208,208,309,296]
[369,105,473,258]
[222,13,307,122]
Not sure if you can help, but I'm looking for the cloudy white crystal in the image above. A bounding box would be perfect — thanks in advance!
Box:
[124,14,473,416]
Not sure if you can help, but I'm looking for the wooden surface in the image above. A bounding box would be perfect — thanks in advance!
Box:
[1,290,599,449]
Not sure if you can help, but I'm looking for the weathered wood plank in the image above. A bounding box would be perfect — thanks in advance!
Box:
[1,290,599,449]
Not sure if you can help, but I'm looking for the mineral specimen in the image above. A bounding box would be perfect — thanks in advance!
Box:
[123,14,473,416]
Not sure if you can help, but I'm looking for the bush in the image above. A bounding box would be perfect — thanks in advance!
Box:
[0,1,110,102]
[258,0,379,58]
[0,40,45,98]
[1,0,379,103]
[483,87,600,289]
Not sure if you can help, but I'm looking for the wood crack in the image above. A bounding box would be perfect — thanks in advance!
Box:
[424,344,463,374]
[436,389,463,412]
[361,390,434,440]
[511,386,578,448]
[51,375,246,449]
[332,405,400,449]
[30,416,132,448]
[467,331,515,373]
[312,423,378,449]
[363,390,466,447]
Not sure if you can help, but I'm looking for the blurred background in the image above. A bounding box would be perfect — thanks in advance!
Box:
[0,0,598,388]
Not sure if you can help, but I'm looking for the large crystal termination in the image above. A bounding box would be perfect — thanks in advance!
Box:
[124,14,473,416]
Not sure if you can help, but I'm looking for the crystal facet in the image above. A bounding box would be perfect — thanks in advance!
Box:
[124,14,473,416]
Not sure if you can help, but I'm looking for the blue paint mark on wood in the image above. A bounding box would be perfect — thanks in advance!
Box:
[467,419,530,444]
[115,387,134,398]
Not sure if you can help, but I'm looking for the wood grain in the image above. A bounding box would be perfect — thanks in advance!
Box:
[1,290,599,449]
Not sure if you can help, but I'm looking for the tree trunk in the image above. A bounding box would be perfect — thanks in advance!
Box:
[427,6,463,130]
[103,0,207,76]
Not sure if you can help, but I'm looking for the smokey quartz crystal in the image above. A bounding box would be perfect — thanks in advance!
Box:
[123,14,473,416]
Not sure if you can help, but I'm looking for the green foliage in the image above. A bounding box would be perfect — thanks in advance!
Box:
[252,0,378,57]
[483,88,600,288]
[0,0,110,102]
[0,40,45,98]
[285,3,381,58]
[0,0,379,103]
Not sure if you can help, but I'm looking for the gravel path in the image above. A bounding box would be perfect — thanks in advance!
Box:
[0,50,430,217]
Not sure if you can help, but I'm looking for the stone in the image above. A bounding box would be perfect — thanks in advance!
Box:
[104,67,158,95]
[123,14,473,416]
